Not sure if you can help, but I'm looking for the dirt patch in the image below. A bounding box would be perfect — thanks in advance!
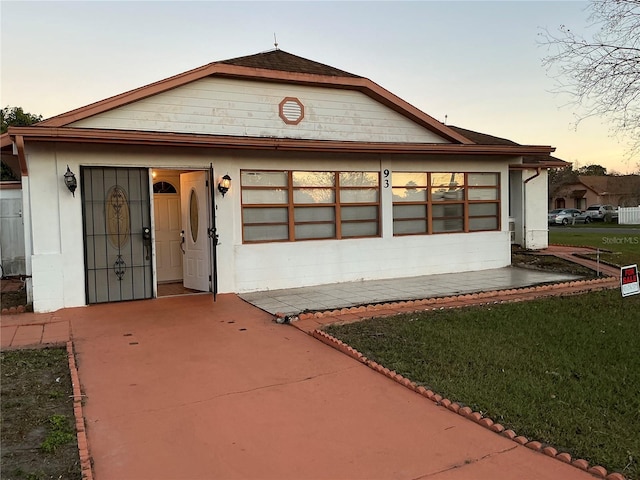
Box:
[511,252,599,278]
[0,348,81,480]
[1,278,31,312]
[1,289,28,311]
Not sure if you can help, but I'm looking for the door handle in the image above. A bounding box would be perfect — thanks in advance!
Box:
[142,227,151,260]
[180,230,185,255]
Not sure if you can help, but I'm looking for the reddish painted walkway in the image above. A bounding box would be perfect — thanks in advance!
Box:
[65,295,599,480]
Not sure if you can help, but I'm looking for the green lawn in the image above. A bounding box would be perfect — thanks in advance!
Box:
[326,290,640,479]
[549,229,640,267]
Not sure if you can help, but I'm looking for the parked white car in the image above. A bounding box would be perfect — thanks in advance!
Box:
[584,204,618,222]
[548,208,583,226]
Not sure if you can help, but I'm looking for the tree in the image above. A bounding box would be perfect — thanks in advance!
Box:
[548,165,578,186]
[540,0,640,157]
[1,106,43,181]
[1,106,43,134]
[576,164,607,176]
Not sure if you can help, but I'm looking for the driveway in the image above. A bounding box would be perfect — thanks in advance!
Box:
[65,294,596,480]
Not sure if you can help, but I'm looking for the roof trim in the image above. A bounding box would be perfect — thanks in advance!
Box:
[0,181,22,190]
[15,135,27,177]
[7,126,554,156]
[0,133,12,149]
[36,62,473,144]
[509,161,567,169]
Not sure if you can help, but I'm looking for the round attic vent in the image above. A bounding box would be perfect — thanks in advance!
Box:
[279,97,304,125]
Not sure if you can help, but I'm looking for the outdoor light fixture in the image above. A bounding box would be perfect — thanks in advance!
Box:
[218,174,231,197]
[64,165,77,197]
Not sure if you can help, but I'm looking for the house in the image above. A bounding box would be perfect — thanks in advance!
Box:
[0,49,565,313]
[550,175,640,210]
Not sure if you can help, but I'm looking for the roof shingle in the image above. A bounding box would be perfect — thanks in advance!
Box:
[447,125,519,146]
[219,49,361,78]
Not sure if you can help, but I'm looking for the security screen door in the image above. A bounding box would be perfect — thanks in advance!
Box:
[82,167,153,303]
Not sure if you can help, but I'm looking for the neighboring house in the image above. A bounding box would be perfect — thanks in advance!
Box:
[0,49,565,313]
[550,175,640,210]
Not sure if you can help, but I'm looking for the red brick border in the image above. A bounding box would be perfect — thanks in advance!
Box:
[1,305,27,315]
[310,327,627,480]
[66,341,93,480]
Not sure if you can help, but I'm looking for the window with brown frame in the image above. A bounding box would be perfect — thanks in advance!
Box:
[393,172,500,235]
[241,170,380,243]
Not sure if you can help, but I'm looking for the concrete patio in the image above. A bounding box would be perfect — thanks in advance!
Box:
[239,266,581,315]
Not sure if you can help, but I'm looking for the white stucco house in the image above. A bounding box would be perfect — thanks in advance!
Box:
[0,50,566,313]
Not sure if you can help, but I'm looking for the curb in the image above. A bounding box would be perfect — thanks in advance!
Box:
[66,341,93,480]
[310,328,627,480]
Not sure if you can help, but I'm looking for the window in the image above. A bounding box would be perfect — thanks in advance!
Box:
[153,181,177,194]
[241,170,380,243]
[392,172,500,235]
[467,173,500,232]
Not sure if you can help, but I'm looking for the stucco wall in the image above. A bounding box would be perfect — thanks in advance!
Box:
[523,169,548,250]
[23,142,513,312]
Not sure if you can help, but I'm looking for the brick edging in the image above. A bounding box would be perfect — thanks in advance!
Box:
[1,305,28,315]
[310,329,626,480]
[66,341,93,480]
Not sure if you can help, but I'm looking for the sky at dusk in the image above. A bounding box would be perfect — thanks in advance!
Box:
[1,1,637,173]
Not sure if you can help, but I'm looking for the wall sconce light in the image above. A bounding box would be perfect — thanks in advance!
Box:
[218,174,231,197]
[64,165,78,197]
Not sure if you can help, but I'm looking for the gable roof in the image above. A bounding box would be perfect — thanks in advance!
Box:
[4,50,561,173]
[33,49,471,144]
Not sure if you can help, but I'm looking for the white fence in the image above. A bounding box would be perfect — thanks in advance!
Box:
[618,205,640,225]
[0,186,25,276]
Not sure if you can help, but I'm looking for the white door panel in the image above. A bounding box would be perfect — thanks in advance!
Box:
[181,172,211,292]
[154,194,183,282]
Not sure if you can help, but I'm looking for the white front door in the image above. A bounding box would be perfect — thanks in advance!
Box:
[180,172,211,292]
[154,193,183,282]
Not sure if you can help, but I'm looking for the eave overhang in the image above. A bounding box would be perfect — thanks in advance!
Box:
[509,161,566,170]
[1,132,27,177]
[7,126,555,157]
[0,133,12,149]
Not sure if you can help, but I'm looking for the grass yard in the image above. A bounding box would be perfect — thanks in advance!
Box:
[326,290,640,479]
[1,348,81,480]
[549,229,640,267]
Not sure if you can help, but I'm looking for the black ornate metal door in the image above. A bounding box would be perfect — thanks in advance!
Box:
[82,167,153,303]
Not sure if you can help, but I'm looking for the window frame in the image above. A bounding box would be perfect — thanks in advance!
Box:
[241,169,381,243]
[392,172,501,236]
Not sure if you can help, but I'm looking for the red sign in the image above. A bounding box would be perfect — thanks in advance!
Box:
[621,264,640,297]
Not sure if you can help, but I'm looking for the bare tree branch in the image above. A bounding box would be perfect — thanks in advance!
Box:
[539,0,640,160]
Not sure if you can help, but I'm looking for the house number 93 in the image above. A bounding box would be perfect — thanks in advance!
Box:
[383,169,390,188]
